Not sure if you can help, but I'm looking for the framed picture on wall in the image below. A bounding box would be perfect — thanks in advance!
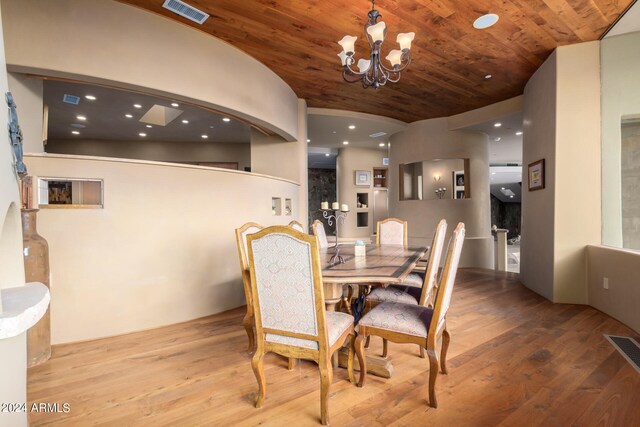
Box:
[528,159,545,191]
[355,170,371,186]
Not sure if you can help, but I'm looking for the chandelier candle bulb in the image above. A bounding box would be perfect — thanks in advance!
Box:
[357,59,372,72]
[338,35,357,55]
[321,201,329,210]
[341,204,349,212]
[366,21,386,43]
[332,202,340,210]
[337,51,349,66]
[397,32,415,51]
[386,50,403,67]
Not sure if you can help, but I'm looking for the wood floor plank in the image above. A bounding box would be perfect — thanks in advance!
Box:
[27,268,640,426]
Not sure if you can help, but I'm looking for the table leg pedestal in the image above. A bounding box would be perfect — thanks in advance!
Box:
[337,348,393,379]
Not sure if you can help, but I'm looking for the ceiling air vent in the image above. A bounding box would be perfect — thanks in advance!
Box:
[369,131,387,138]
[162,0,209,25]
[63,94,80,105]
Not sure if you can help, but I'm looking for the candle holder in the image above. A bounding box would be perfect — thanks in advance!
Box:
[320,208,349,264]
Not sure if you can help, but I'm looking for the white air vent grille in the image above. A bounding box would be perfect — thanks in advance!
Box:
[162,0,209,25]
[369,132,387,138]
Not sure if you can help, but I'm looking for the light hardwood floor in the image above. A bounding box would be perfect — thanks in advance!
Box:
[28,269,640,426]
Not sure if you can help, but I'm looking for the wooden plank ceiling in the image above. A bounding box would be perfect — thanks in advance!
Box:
[117,0,632,123]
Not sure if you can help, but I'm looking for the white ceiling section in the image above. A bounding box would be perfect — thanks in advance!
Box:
[462,112,523,165]
[43,79,251,143]
[604,1,640,38]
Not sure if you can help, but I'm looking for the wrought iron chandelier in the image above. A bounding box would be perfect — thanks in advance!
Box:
[337,0,415,89]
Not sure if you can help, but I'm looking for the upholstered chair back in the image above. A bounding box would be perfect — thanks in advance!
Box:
[248,226,327,350]
[419,219,447,306]
[311,220,329,249]
[235,222,264,272]
[376,218,408,246]
[431,223,465,334]
[288,220,305,233]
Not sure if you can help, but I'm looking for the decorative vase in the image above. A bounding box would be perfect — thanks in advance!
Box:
[21,208,51,367]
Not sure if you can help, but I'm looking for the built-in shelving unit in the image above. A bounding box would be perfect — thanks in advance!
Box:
[272,197,282,215]
[373,168,388,189]
[356,212,369,228]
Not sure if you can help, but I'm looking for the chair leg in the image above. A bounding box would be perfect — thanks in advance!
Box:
[364,335,371,349]
[382,338,388,358]
[347,334,355,384]
[419,346,425,359]
[354,333,367,387]
[427,348,439,408]
[440,328,450,374]
[243,312,255,353]
[319,358,333,426]
[288,358,297,371]
[251,350,266,408]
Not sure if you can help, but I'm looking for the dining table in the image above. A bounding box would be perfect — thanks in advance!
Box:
[319,243,428,378]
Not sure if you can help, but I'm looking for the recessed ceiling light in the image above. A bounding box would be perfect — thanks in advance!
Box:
[348,125,356,130]
[510,195,514,198]
[494,137,501,142]
[182,119,189,124]
[473,14,499,30]
[76,115,86,121]
[125,114,133,118]
[222,118,231,122]
[307,139,311,143]
[484,74,492,79]
[139,132,147,137]
[516,131,523,136]
[85,95,96,101]
[492,172,496,175]
[379,142,385,147]
[332,131,337,134]
[343,141,349,145]
[201,135,208,139]
[171,102,179,107]
[501,187,505,190]
[209,126,215,129]
[494,122,502,127]
[146,125,153,128]
[325,153,330,157]
[71,130,80,135]
[133,104,142,109]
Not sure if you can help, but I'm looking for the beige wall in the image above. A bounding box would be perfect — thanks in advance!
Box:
[251,99,308,225]
[587,245,640,333]
[553,42,601,304]
[521,42,601,304]
[601,31,640,247]
[389,118,493,268]
[0,3,28,424]
[47,139,251,171]
[1,0,299,141]
[336,147,386,239]
[25,154,300,344]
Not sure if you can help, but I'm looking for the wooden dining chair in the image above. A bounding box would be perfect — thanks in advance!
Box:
[247,225,364,425]
[367,219,447,358]
[234,222,264,353]
[288,220,305,232]
[376,218,408,246]
[311,219,329,249]
[355,222,466,409]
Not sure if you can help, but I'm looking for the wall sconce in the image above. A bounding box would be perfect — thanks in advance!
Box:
[435,187,447,199]
[433,174,441,182]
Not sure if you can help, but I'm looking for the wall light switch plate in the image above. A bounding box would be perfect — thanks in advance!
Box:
[603,277,609,290]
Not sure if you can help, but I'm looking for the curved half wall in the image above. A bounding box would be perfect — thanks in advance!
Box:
[1,0,299,141]
[25,154,300,344]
